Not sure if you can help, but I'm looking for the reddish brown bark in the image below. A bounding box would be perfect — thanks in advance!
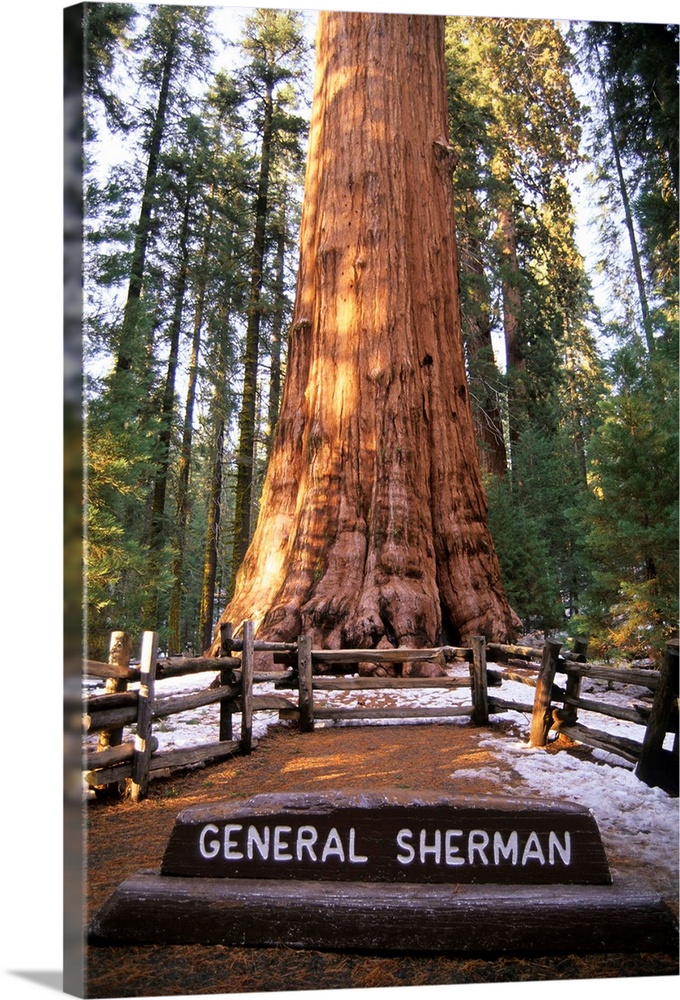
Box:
[209,12,519,655]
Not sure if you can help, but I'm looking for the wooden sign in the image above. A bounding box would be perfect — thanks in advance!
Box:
[161,789,611,885]
[90,789,678,953]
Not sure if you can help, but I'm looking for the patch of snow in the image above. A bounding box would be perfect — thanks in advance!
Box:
[477,731,678,883]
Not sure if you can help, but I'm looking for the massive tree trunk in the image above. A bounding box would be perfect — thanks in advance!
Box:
[209,12,519,655]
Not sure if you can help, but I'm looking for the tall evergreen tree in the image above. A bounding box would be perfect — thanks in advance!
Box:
[575,21,679,353]
[111,5,213,386]
[82,1,138,136]
[446,16,583,462]
[141,149,195,630]
[211,11,519,654]
[193,71,256,650]
[578,343,678,658]
[227,8,310,598]
[84,5,216,649]
[444,16,601,631]
[569,20,679,657]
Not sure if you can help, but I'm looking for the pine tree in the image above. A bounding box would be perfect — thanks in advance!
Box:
[83,5,216,647]
[446,16,584,462]
[189,70,259,651]
[575,21,679,352]
[570,21,679,658]
[443,16,601,630]
[227,8,310,598]
[578,344,678,658]
[82,1,138,136]
[111,5,213,386]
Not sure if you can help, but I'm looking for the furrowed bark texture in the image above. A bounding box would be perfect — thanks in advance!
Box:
[210,12,519,656]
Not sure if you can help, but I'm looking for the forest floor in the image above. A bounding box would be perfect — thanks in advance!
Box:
[84,718,678,999]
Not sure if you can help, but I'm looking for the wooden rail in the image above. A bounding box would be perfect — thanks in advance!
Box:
[487,636,677,794]
[82,627,301,800]
[82,628,494,798]
[82,624,678,800]
[303,636,490,726]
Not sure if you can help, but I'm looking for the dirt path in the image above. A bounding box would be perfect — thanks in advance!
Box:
[84,720,678,998]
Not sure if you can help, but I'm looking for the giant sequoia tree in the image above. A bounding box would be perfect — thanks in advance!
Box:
[209,12,518,654]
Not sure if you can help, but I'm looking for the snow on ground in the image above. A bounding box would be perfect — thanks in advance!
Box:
[86,661,679,897]
[480,732,678,885]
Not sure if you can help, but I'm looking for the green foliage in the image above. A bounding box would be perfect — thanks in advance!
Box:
[573,579,677,665]
[83,2,138,134]
[449,16,678,662]
[486,473,563,632]
[575,342,679,658]
[446,16,591,454]
[486,423,593,632]
[82,5,308,651]
[84,399,154,657]
[80,9,676,665]
[574,21,678,351]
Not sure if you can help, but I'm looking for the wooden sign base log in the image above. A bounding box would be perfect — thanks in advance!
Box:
[90,869,677,954]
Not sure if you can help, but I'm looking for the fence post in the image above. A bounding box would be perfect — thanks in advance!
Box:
[635,641,679,789]
[98,631,132,752]
[298,634,314,732]
[561,636,588,727]
[470,636,489,725]
[130,630,158,802]
[240,620,254,755]
[94,631,132,798]
[529,639,562,747]
[219,621,234,741]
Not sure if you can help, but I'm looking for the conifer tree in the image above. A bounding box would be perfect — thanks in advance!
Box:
[579,344,678,657]
[211,11,519,653]
[111,5,213,387]
[570,21,679,656]
[83,5,215,648]
[446,16,583,463]
[227,8,310,598]
[575,21,678,353]
[443,16,600,630]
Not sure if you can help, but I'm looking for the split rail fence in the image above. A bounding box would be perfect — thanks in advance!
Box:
[82,623,678,801]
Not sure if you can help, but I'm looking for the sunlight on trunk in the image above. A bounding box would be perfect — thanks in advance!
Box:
[210,12,519,655]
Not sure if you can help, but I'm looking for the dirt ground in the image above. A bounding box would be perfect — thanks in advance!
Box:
[84,719,679,999]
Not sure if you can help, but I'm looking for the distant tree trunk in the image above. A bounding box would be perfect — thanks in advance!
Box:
[497,201,526,454]
[459,197,508,477]
[167,212,210,651]
[563,332,589,488]
[198,416,225,652]
[142,186,190,629]
[116,22,177,375]
[228,75,275,596]
[210,12,519,654]
[266,215,286,456]
[199,251,237,651]
[593,42,655,354]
